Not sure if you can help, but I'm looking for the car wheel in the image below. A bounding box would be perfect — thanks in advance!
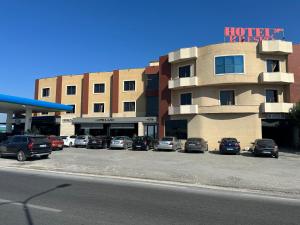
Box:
[41,154,49,159]
[124,144,127,150]
[17,151,26,162]
[69,142,73,147]
[146,145,149,151]
[274,152,279,159]
[103,142,107,149]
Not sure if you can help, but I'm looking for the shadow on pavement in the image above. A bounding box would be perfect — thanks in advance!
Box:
[0,183,71,225]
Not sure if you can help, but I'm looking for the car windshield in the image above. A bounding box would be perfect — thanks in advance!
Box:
[113,137,125,140]
[223,138,237,143]
[77,136,87,139]
[133,136,145,141]
[31,137,49,144]
[188,138,202,142]
[257,139,275,147]
[162,137,173,141]
[60,136,67,139]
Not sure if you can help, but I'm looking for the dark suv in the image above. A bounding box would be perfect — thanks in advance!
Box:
[132,136,157,151]
[0,135,52,161]
[218,138,240,155]
[87,136,111,149]
[250,139,279,158]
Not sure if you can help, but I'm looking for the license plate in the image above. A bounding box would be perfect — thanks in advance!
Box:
[58,145,62,147]
[136,145,141,148]
[263,151,271,154]
[227,148,233,151]
[92,141,96,144]
[40,144,46,148]
[189,144,195,146]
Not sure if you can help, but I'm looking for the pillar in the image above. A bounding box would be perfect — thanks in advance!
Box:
[25,108,32,133]
[138,122,144,136]
[6,112,13,133]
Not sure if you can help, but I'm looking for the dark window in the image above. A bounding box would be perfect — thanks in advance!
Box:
[12,136,26,143]
[41,112,48,115]
[165,120,187,139]
[94,103,105,113]
[42,88,50,97]
[67,86,76,95]
[124,102,135,112]
[215,55,244,74]
[179,65,191,78]
[94,83,105,93]
[266,90,278,103]
[180,93,192,105]
[220,90,235,105]
[66,105,75,114]
[124,81,135,91]
[146,96,158,116]
[147,75,159,90]
[267,59,280,72]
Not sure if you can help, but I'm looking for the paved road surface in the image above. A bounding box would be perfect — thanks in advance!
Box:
[0,169,299,225]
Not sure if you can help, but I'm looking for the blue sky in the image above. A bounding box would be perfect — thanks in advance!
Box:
[0,0,299,124]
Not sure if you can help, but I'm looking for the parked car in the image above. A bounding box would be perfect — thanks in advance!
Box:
[218,138,240,154]
[110,136,132,149]
[156,136,181,151]
[74,135,93,148]
[87,136,111,149]
[185,138,208,153]
[0,135,52,161]
[48,136,64,150]
[132,136,157,151]
[250,139,279,158]
[61,135,77,147]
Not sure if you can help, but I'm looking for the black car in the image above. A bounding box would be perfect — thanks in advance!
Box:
[87,136,111,149]
[0,135,52,161]
[132,136,157,151]
[185,138,208,153]
[250,139,279,158]
[218,138,240,154]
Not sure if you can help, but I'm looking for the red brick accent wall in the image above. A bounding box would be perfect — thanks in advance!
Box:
[112,70,119,113]
[34,79,39,100]
[81,73,90,115]
[55,76,62,104]
[158,55,171,139]
[145,66,159,74]
[288,44,300,103]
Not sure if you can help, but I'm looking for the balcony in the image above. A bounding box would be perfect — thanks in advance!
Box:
[261,103,294,113]
[259,40,293,54]
[168,47,198,63]
[260,72,294,84]
[168,105,198,115]
[198,105,259,114]
[168,77,198,89]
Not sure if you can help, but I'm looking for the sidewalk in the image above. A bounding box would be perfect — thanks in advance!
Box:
[0,148,300,197]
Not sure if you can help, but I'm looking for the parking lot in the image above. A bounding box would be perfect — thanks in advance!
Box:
[0,147,300,197]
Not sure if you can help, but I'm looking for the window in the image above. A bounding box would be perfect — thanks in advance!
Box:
[42,88,50,97]
[220,90,235,105]
[147,75,159,90]
[267,59,280,72]
[66,105,76,114]
[67,86,76,95]
[266,90,278,103]
[165,120,187,139]
[180,93,192,105]
[94,103,105,113]
[146,96,158,116]
[124,102,135,112]
[215,55,244,74]
[123,81,135,91]
[178,65,191,78]
[41,112,48,115]
[94,83,105,93]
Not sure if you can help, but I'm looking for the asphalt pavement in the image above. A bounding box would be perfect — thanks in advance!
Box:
[0,169,299,225]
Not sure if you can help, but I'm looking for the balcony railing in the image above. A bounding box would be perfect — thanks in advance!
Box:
[168,77,198,89]
[168,47,198,63]
[259,40,293,54]
[260,72,294,84]
[168,105,198,115]
[261,103,294,113]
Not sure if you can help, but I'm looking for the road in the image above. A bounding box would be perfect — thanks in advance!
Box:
[0,169,299,225]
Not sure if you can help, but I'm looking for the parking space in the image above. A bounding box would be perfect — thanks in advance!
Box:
[0,147,300,196]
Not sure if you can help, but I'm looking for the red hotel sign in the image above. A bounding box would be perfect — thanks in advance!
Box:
[224,27,284,42]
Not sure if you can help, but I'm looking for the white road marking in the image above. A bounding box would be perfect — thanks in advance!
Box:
[0,198,62,213]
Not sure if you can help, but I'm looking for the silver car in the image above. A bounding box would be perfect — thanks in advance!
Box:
[74,135,93,148]
[156,136,181,151]
[110,136,133,149]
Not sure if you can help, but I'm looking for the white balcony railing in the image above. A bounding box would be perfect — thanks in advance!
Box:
[261,72,294,83]
[259,40,293,54]
[168,47,198,63]
[168,105,198,115]
[168,77,198,89]
[261,103,294,113]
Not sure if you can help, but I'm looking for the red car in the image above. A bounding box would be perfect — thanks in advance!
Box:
[48,136,64,150]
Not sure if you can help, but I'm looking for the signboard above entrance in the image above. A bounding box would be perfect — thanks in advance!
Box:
[224,27,285,42]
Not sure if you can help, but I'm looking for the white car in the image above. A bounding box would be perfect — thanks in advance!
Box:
[61,135,77,147]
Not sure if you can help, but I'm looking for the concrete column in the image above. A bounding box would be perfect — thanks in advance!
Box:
[6,112,13,133]
[25,108,32,133]
[138,122,144,136]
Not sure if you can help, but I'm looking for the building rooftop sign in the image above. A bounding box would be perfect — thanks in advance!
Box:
[224,27,285,43]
